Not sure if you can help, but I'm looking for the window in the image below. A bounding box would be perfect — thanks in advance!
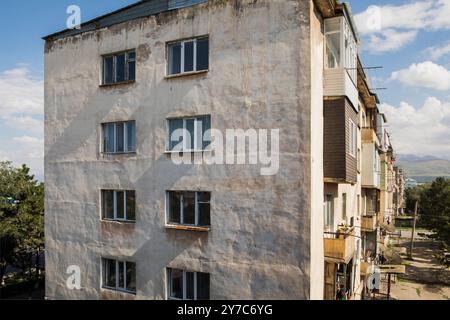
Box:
[102,190,136,222]
[167,116,211,151]
[102,50,136,85]
[324,17,357,82]
[324,194,334,229]
[102,258,136,293]
[167,191,210,227]
[167,268,210,300]
[167,37,209,75]
[348,119,357,157]
[102,121,136,154]
[342,193,347,220]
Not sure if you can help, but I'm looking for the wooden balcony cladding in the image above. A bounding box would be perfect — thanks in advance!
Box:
[324,227,356,263]
[324,97,358,184]
[361,215,377,232]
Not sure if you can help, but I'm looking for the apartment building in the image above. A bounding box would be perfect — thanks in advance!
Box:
[44,0,328,300]
[44,0,404,300]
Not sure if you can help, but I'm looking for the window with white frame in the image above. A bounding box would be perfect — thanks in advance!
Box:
[348,119,357,157]
[102,258,136,293]
[102,190,136,222]
[167,191,210,227]
[167,268,210,300]
[103,50,136,85]
[167,37,209,75]
[167,116,211,152]
[324,17,357,82]
[102,121,136,154]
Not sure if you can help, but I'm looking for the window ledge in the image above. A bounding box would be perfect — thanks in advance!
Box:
[164,150,211,154]
[164,70,208,79]
[101,152,137,156]
[101,219,136,224]
[101,286,136,295]
[99,80,136,88]
[165,224,210,232]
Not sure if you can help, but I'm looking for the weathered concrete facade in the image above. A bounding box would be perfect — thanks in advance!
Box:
[45,0,325,300]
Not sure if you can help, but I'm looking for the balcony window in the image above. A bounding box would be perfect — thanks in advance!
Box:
[167,268,210,300]
[167,191,210,227]
[325,17,357,82]
[167,116,211,152]
[102,258,136,293]
[167,37,209,76]
[102,50,136,85]
[102,190,136,222]
[324,194,334,229]
[102,121,136,154]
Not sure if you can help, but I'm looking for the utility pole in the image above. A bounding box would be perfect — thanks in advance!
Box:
[409,201,418,259]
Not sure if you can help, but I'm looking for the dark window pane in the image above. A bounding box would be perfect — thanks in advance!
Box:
[186,118,195,150]
[200,116,211,150]
[169,192,181,224]
[186,272,195,300]
[128,61,136,81]
[103,123,115,153]
[168,43,181,75]
[127,51,136,81]
[183,192,195,225]
[126,262,136,292]
[116,54,126,82]
[104,259,116,287]
[198,192,210,226]
[116,191,125,219]
[196,38,209,71]
[118,261,125,289]
[170,269,183,299]
[126,121,136,152]
[197,272,210,300]
[103,190,114,219]
[169,119,183,151]
[116,122,124,152]
[104,56,114,84]
[184,41,194,72]
[126,191,136,221]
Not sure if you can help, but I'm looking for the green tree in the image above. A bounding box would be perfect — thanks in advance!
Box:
[0,162,44,296]
[419,177,450,246]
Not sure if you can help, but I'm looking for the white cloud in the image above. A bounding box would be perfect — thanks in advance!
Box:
[380,97,450,159]
[390,61,450,91]
[0,66,43,117]
[424,41,450,61]
[0,66,44,179]
[2,115,43,134]
[365,29,417,54]
[355,0,450,52]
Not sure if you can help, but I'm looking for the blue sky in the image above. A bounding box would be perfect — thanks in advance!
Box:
[0,0,450,180]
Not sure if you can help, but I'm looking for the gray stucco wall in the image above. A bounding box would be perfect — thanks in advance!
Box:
[44,0,320,300]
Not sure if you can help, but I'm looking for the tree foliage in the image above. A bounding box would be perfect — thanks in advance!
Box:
[407,177,450,246]
[0,161,44,288]
[419,177,450,246]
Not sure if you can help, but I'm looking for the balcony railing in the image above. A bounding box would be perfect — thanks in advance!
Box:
[324,227,355,263]
[361,215,377,232]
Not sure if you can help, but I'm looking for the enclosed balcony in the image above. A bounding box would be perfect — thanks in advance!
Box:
[324,16,359,109]
[361,215,377,232]
[362,141,380,189]
[324,227,355,263]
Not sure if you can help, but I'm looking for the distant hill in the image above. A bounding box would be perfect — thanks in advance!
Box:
[396,154,450,183]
